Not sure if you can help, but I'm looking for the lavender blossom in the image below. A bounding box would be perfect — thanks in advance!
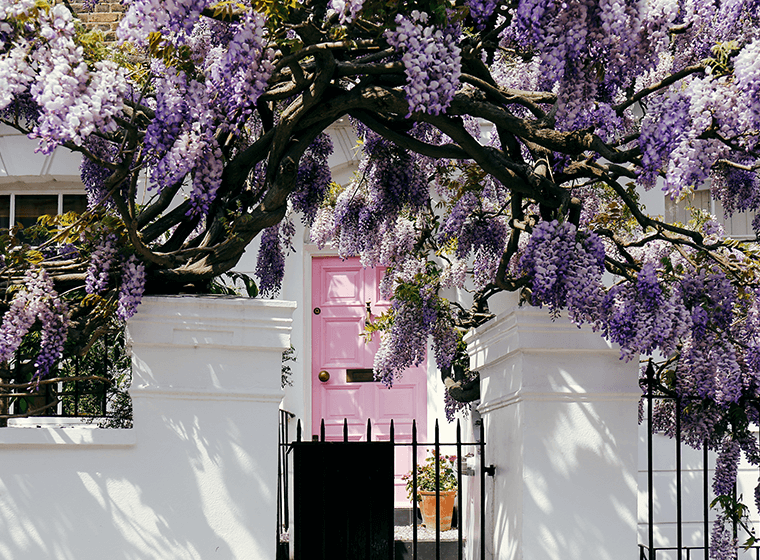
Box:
[117,255,146,321]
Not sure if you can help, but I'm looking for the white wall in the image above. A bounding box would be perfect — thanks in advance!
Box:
[0,296,295,560]
[466,291,641,560]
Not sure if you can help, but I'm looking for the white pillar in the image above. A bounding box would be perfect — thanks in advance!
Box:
[466,293,639,560]
[127,295,296,559]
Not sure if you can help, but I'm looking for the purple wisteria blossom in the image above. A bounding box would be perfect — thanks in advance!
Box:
[385,11,461,117]
[85,234,118,295]
[0,269,69,379]
[117,255,146,321]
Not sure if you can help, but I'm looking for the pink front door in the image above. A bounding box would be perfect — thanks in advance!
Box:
[311,256,428,505]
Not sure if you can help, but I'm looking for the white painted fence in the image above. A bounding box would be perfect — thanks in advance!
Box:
[0,295,295,560]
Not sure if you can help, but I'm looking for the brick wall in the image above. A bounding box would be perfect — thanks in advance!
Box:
[69,2,124,42]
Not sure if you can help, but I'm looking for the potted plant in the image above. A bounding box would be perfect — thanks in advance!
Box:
[403,451,457,531]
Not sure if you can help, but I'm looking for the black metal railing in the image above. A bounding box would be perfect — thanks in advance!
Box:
[640,364,759,560]
[0,363,110,421]
[0,329,130,425]
[277,414,493,560]
[277,409,295,560]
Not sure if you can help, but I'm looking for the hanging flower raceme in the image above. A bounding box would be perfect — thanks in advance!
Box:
[255,217,296,298]
[117,0,210,43]
[85,234,119,295]
[519,220,606,325]
[117,255,146,321]
[372,266,457,386]
[385,11,462,117]
[0,268,69,379]
[204,9,275,127]
[0,3,128,154]
[289,134,334,226]
[601,263,691,361]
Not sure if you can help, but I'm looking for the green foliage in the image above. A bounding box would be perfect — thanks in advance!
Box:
[706,41,741,76]
[281,345,295,388]
[209,0,248,20]
[60,326,133,428]
[402,451,458,501]
[711,493,758,549]
[75,27,110,64]
[208,271,259,297]
[147,32,198,77]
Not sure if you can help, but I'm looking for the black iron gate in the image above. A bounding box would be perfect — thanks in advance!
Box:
[278,414,492,560]
[293,438,395,559]
[640,362,760,560]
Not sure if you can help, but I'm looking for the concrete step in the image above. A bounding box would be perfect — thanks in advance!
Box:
[394,538,462,560]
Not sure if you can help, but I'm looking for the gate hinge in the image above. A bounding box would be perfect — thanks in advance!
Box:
[484,464,496,477]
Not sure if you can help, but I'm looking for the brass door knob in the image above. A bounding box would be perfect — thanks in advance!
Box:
[318,370,330,382]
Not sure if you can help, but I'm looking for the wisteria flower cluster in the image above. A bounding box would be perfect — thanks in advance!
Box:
[205,10,275,127]
[143,61,223,216]
[85,234,119,295]
[0,269,68,379]
[372,266,458,386]
[385,11,462,117]
[117,255,146,321]
[329,0,365,24]
[255,217,296,298]
[289,134,334,226]
[519,220,605,324]
[117,0,209,43]
[0,2,128,153]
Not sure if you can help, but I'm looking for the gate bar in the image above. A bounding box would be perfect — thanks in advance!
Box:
[412,419,418,560]
[676,396,683,560]
[435,419,441,560]
[647,363,655,560]
[456,420,463,560]
[480,419,486,560]
[704,441,709,560]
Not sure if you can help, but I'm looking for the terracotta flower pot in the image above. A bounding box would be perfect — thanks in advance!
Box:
[418,490,457,531]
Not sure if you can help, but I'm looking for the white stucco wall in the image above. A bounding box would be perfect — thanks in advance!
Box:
[466,291,641,560]
[0,296,295,560]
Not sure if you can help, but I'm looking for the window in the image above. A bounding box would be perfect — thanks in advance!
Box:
[0,192,88,231]
[0,191,88,245]
[664,188,758,240]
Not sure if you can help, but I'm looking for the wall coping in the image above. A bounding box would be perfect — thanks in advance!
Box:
[127,295,297,350]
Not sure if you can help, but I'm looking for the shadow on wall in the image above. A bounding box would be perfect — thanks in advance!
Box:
[469,295,640,560]
[0,407,276,560]
[0,296,295,560]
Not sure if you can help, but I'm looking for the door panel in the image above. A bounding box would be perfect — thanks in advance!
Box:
[321,318,364,365]
[312,256,427,506]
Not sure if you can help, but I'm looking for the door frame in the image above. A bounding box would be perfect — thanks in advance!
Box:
[302,245,339,438]
[304,248,433,443]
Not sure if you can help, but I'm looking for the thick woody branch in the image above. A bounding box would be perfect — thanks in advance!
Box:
[614,64,706,114]
[350,109,469,160]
